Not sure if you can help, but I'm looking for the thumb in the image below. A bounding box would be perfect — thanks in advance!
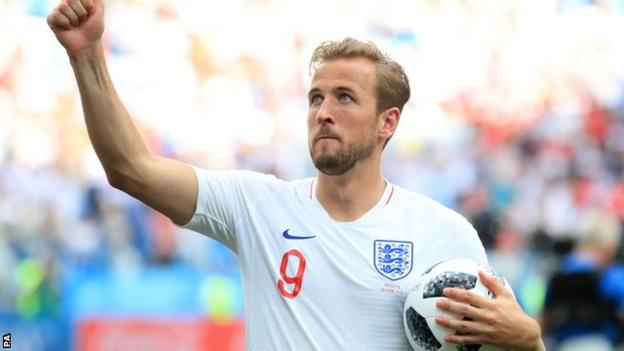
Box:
[479,270,511,298]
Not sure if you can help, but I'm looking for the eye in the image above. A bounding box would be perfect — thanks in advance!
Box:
[339,93,353,102]
[309,94,323,105]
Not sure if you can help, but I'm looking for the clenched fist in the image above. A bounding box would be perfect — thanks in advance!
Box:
[47,0,105,58]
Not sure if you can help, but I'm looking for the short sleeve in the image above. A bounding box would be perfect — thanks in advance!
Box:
[179,167,274,252]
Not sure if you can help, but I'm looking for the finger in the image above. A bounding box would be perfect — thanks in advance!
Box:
[47,10,72,30]
[436,298,487,321]
[444,332,492,345]
[443,287,494,309]
[80,0,95,14]
[435,316,493,336]
[67,0,89,21]
[479,271,511,298]
[58,2,80,26]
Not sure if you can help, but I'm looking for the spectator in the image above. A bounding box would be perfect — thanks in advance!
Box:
[541,208,624,351]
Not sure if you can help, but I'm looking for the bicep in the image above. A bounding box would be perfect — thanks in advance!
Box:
[130,154,198,226]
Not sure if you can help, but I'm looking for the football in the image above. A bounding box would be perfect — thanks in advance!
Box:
[403,258,509,351]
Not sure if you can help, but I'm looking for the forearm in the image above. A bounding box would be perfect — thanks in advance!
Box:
[70,42,150,185]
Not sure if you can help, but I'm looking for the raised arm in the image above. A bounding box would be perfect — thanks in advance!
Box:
[47,0,197,225]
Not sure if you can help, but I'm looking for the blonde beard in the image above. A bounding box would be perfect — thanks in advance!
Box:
[310,135,376,176]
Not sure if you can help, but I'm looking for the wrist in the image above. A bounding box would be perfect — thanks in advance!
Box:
[68,40,104,62]
[513,318,545,351]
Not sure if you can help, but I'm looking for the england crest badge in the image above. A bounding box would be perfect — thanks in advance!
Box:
[374,240,413,281]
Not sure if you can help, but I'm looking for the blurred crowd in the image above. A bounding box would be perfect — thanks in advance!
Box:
[1,0,624,348]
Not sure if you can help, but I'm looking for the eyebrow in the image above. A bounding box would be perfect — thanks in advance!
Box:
[335,86,356,94]
[308,87,321,99]
[308,86,357,99]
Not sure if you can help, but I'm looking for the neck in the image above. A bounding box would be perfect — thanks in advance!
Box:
[315,154,386,222]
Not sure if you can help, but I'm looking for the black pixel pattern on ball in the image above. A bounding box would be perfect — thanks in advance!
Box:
[423,272,477,298]
[405,307,441,351]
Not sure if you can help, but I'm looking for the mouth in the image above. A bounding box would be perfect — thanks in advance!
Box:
[314,134,340,143]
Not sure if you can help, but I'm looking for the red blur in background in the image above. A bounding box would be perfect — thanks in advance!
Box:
[75,318,245,351]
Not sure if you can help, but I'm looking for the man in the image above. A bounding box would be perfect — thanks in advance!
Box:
[47,0,545,349]
[542,208,624,350]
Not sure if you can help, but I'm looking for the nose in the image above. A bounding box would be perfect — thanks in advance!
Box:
[314,99,335,125]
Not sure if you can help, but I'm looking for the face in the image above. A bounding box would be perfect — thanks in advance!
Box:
[307,58,381,176]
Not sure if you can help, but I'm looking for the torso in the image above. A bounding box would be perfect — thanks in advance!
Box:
[229,176,487,350]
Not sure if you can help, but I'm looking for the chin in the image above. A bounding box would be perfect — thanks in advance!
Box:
[312,149,338,162]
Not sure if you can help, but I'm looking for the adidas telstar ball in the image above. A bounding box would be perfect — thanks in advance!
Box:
[403,258,509,351]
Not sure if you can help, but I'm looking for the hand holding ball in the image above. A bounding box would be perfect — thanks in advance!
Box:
[403,259,512,351]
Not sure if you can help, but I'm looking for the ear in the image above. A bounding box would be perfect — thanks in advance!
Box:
[378,107,401,144]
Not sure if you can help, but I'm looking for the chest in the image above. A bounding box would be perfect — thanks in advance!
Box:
[240,207,446,302]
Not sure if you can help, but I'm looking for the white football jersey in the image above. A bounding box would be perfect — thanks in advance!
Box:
[182,168,488,350]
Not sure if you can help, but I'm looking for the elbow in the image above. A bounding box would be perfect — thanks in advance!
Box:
[103,155,156,200]
[106,170,131,192]
[102,155,152,194]
[104,162,144,195]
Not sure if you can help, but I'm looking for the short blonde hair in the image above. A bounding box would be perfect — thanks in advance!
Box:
[577,208,621,248]
[309,38,411,115]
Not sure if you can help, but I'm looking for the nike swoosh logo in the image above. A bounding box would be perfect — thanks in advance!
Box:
[282,229,316,240]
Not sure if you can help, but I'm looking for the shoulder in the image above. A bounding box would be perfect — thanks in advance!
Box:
[391,184,472,229]
[193,168,283,189]
[193,167,312,200]
[601,264,624,295]
[390,184,486,262]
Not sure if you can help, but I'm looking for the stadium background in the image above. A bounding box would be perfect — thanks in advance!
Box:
[1,0,624,350]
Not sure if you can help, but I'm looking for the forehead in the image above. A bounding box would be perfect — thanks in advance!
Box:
[310,57,377,94]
